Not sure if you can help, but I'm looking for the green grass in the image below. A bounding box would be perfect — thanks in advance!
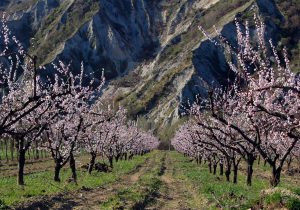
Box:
[0,153,151,207]
[100,152,164,209]
[168,152,300,210]
[100,177,161,210]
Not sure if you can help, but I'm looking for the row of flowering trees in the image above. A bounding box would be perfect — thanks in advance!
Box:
[0,14,159,185]
[172,16,300,187]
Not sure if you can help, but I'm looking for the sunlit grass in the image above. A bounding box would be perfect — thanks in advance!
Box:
[168,151,300,210]
[0,153,151,206]
[100,152,163,209]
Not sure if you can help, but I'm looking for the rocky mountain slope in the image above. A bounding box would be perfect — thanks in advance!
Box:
[2,0,300,141]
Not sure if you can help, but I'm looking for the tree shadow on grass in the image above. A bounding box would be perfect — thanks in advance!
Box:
[14,194,81,210]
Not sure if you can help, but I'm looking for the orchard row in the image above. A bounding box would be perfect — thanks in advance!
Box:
[0,14,159,185]
[172,16,300,187]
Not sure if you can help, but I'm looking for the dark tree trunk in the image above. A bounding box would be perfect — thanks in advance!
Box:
[246,156,255,186]
[88,153,96,174]
[54,159,63,182]
[115,154,121,162]
[219,162,224,176]
[225,162,231,182]
[270,165,282,187]
[5,139,8,162]
[208,162,212,173]
[0,141,2,162]
[11,140,14,161]
[257,155,260,165]
[109,156,113,168]
[129,153,134,160]
[35,141,39,160]
[213,163,217,175]
[233,164,238,184]
[17,144,26,186]
[124,153,127,160]
[0,141,2,161]
[70,153,77,183]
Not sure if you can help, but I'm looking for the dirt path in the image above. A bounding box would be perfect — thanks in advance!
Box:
[14,154,158,210]
[146,152,207,210]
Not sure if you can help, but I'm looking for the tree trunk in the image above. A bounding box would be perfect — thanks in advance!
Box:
[0,141,2,162]
[109,156,113,168]
[54,160,62,182]
[5,139,8,162]
[213,163,217,175]
[270,166,282,187]
[70,153,77,183]
[115,154,121,162]
[246,157,255,186]
[257,155,260,165]
[233,164,238,184]
[219,162,224,176]
[36,149,39,159]
[208,162,212,173]
[124,153,127,160]
[129,153,134,160]
[88,153,96,174]
[17,144,26,186]
[11,140,14,161]
[225,162,231,182]
[35,141,39,160]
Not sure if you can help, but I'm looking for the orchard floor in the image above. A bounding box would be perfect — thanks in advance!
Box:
[1,151,300,210]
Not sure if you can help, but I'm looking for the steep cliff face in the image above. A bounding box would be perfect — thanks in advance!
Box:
[3,0,300,139]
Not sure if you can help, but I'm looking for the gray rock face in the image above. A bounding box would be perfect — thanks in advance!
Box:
[53,0,162,81]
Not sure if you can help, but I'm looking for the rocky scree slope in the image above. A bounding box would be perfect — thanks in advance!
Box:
[2,0,300,141]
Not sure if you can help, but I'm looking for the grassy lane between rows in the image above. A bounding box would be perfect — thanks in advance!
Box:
[0,152,153,208]
[99,152,165,209]
[168,152,300,210]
